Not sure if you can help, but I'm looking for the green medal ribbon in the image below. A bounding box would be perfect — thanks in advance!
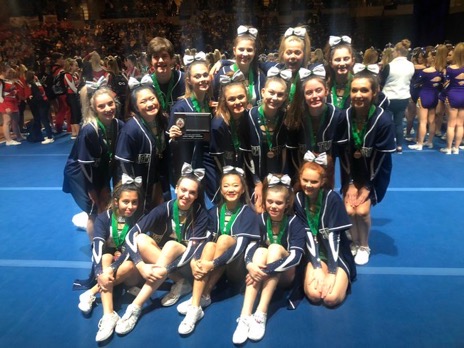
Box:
[111,214,130,248]
[97,118,112,158]
[258,105,279,152]
[219,203,242,235]
[150,73,175,111]
[229,116,241,155]
[191,96,210,113]
[266,215,288,245]
[304,105,327,150]
[305,190,323,236]
[172,199,185,242]
[351,105,376,149]
[331,74,352,109]
[232,64,255,103]
[140,117,164,157]
[288,72,299,104]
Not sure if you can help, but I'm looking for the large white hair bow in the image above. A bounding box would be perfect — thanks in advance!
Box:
[299,65,326,81]
[284,27,307,39]
[181,162,205,181]
[183,51,207,66]
[121,173,142,186]
[329,35,352,47]
[219,70,246,85]
[303,151,328,166]
[128,74,153,91]
[267,174,291,188]
[267,66,293,81]
[237,25,258,38]
[352,63,380,75]
[223,166,245,177]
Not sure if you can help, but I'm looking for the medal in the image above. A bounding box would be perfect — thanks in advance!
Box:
[354,150,362,159]
[267,151,275,159]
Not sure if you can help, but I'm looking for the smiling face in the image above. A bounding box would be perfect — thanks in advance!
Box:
[115,190,139,218]
[299,167,323,201]
[151,50,173,79]
[331,46,354,78]
[261,79,287,113]
[221,174,244,207]
[265,188,288,222]
[304,78,328,114]
[135,88,160,122]
[224,84,247,118]
[94,92,116,126]
[175,177,199,210]
[350,77,375,114]
[233,38,255,68]
[283,38,305,73]
[187,63,210,96]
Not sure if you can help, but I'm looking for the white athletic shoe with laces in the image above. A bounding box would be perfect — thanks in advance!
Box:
[178,306,204,335]
[161,279,192,306]
[232,315,252,345]
[78,290,96,314]
[95,312,120,342]
[177,295,212,315]
[248,311,267,341]
[115,304,141,335]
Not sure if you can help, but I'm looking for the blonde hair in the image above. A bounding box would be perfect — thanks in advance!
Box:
[452,42,464,67]
[278,27,311,69]
[434,44,448,71]
[64,58,77,73]
[80,85,118,126]
[394,39,411,57]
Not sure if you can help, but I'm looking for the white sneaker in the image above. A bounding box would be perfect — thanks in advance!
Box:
[408,144,423,151]
[161,279,192,307]
[440,147,451,155]
[78,290,96,314]
[178,306,204,335]
[41,137,54,144]
[459,145,464,150]
[452,147,459,155]
[424,142,433,149]
[5,140,21,146]
[177,295,212,315]
[232,315,252,345]
[248,311,267,341]
[115,304,141,335]
[95,312,120,342]
[354,246,371,265]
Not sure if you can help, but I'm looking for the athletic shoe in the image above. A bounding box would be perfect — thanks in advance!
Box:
[161,279,192,307]
[452,147,459,155]
[354,246,371,265]
[459,145,464,150]
[248,312,267,341]
[95,312,120,342]
[115,304,141,335]
[177,295,212,315]
[440,147,451,155]
[78,290,96,314]
[424,142,433,149]
[41,138,54,144]
[5,140,21,146]
[408,144,423,151]
[178,306,204,335]
[232,315,252,345]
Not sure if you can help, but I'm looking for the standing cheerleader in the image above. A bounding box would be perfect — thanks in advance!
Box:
[338,67,396,265]
[177,167,259,335]
[77,176,144,342]
[1,67,24,145]
[294,152,356,306]
[64,58,82,139]
[115,75,168,211]
[113,164,209,335]
[63,80,124,240]
[232,174,305,344]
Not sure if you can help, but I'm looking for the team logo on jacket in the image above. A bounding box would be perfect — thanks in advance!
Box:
[361,147,373,158]
[318,140,332,152]
[251,145,260,157]
[137,153,151,164]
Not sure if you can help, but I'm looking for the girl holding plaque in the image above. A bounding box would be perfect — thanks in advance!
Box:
[338,66,396,265]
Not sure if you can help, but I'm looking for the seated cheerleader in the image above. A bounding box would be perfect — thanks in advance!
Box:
[232,174,306,345]
[176,166,259,335]
[294,151,356,307]
[77,175,144,342]
[113,163,209,335]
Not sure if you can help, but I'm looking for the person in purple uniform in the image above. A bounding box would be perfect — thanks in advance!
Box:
[441,42,464,155]
[338,67,396,265]
[115,75,168,212]
[231,174,306,345]
[409,45,447,150]
[113,164,209,335]
[176,167,259,335]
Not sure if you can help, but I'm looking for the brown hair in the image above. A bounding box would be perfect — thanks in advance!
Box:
[147,37,175,60]
[261,174,295,215]
[394,39,411,57]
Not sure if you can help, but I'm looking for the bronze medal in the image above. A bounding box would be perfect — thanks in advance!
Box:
[267,151,275,159]
[354,150,362,159]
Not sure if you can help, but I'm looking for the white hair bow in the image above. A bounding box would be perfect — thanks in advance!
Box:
[353,63,380,75]
[299,65,326,81]
[267,66,293,81]
[183,51,207,66]
[329,35,352,47]
[127,74,153,91]
[223,166,245,177]
[303,151,328,166]
[181,162,205,181]
[121,173,142,186]
[284,27,307,39]
[267,174,291,188]
[237,25,258,38]
[219,70,246,85]
[85,76,108,94]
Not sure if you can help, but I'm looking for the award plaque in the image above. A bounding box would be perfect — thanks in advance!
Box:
[173,112,211,141]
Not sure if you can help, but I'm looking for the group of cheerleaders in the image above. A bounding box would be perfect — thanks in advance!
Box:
[63,25,395,343]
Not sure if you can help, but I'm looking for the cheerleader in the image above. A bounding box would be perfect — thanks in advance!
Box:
[294,152,356,306]
[169,56,216,200]
[115,75,168,212]
[213,25,266,107]
[64,58,82,139]
[243,74,289,212]
[77,176,144,342]
[338,67,396,265]
[1,67,24,145]
[63,79,124,240]
[232,174,305,344]
[114,164,209,335]
[177,167,259,335]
